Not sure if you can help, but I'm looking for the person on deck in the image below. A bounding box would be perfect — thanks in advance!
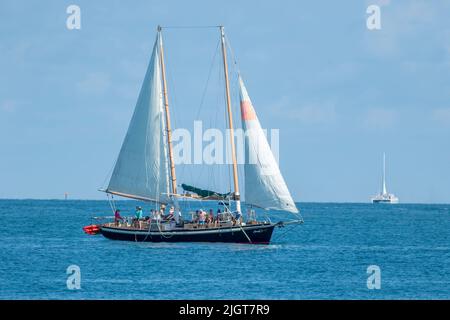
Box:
[153,208,161,221]
[216,209,222,223]
[165,206,175,221]
[234,211,242,226]
[194,210,199,223]
[175,209,182,225]
[150,209,154,218]
[114,209,124,226]
[199,210,206,227]
[160,205,166,219]
[135,206,143,228]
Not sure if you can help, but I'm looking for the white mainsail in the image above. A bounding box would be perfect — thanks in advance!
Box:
[382,152,387,195]
[239,76,299,213]
[107,35,170,203]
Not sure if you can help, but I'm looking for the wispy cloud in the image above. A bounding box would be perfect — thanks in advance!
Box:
[365,0,391,7]
[0,100,18,113]
[271,97,337,125]
[432,108,450,126]
[363,1,437,58]
[76,72,111,95]
[362,107,396,130]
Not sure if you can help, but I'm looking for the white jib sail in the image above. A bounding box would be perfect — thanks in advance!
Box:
[239,76,299,213]
[107,35,170,203]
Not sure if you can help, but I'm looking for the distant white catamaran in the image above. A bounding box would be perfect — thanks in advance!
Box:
[371,153,399,203]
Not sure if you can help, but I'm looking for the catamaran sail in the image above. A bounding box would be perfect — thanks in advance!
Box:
[381,153,387,195]
[239,76,298,213]
[106,34,171,203]
[371,152,399,203]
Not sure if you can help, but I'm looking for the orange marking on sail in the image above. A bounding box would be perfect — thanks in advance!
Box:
[240,100,256,120]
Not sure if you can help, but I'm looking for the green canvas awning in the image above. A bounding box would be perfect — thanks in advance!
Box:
[181,184,232,200]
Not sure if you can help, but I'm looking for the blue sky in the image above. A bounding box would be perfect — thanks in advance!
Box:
[1,0,450,203]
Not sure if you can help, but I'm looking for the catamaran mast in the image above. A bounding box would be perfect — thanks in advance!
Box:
[220,26,241,213]
[382,152,387,195]
[158,26,177,196]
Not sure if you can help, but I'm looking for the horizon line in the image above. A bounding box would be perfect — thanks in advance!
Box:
[0,198,449,206]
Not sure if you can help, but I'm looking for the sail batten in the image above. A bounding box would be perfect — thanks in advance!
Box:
[239,76,298,213]
[106,35,170,203]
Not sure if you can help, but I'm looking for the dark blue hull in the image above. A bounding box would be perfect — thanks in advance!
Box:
[100,223,275,244]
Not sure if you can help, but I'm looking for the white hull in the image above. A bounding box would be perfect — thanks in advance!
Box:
[371,194,399,204]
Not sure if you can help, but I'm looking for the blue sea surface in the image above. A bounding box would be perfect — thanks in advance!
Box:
[0,200,449,299]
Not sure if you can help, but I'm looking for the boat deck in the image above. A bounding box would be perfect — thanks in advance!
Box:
[103,219,266,232]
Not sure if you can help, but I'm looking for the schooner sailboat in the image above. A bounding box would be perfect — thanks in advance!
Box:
[90,26,302,244]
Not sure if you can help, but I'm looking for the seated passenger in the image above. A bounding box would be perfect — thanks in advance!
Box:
[205,214,212,225]
[165,206,175,221]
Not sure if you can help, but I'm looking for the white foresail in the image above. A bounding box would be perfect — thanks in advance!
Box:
[239,76,299,213]
[107,35,170,203]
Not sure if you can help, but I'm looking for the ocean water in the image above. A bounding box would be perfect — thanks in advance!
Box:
[0,200,449,300]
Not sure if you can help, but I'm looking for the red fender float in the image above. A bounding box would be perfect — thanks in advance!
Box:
[83,224,100,235]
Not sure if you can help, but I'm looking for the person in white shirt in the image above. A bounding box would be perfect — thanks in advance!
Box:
[175,209,182,224]
[153,208,161,221]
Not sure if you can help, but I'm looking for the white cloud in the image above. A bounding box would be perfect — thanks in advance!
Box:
[76,72,111,95]
[0,100,18,113]
[272,97,337,125]
[432,108,450,126]
[362,107,396,130]
[365,0,391,7]
[291,104,337,124]
[363,1,437,58]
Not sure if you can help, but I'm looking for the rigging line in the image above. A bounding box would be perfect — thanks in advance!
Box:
[100,109,129,191]
[100,140,121,191]
[212,83,221,193]
[184,43,222,193]
[272,224,296,242]
[207,112,219,193]
[164,46,185,194]
[224,34,240,73]
[195,38,221,121]
[239,224,252,243]
[100,161,114,190]
[107,193,116,215]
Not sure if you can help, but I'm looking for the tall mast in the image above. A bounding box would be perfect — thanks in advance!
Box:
[220,26,241,213]
[382,152,387,195]
[158,26,177,195]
